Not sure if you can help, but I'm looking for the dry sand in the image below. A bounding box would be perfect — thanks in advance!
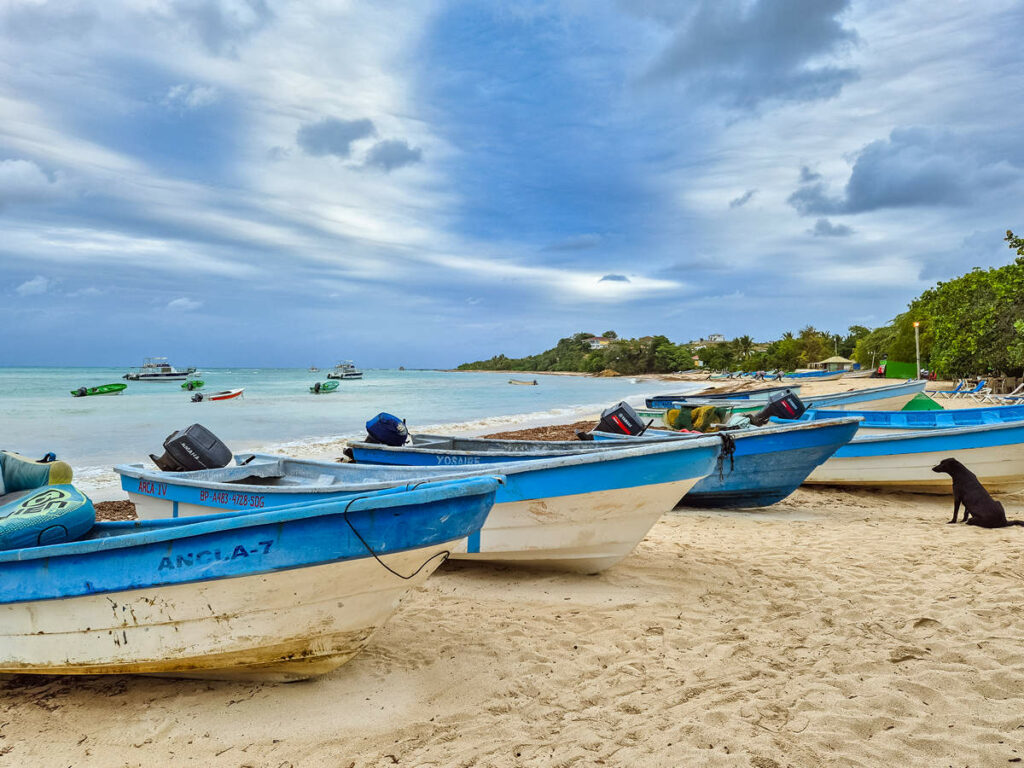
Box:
[6,490,1024,766]
[4,377,1022,766]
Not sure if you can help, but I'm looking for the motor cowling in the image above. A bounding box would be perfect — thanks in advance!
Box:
[596,402,649,436]
[365,413,409,446]
[747,390,806,426]
[149,423,232,471]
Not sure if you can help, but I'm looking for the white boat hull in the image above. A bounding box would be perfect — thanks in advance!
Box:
[0,545,456,681]
[805,441,1024,494]
[812,391,917,412]
[452,479,698,573]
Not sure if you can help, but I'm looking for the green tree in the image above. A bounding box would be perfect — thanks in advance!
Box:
[1006,230,1024,263]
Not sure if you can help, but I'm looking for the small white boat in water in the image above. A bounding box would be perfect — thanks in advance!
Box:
[326,361,363,380]
[123,357,196,382]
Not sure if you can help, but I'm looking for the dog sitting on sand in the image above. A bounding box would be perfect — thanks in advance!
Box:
[932,458,1024,528]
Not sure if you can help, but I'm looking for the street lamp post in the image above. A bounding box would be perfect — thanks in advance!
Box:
[913,321,921,379]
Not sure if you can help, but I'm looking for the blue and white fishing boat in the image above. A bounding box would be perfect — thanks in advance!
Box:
[782,370,845,381]
[116,437,722,573]
[796,403,1024,431]
[589,418,861,508]
[644,380,924,419]
[646,384,799,409]
[804,420,1024,493]
[0,477,498,681]
[806,379,925,411]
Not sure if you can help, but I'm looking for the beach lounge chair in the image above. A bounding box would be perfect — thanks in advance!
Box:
[927,379,964,399]
[981,381,1024,403]
[952,380,987,400]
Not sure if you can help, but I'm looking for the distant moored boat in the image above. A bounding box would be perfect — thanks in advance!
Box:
[70,383,127,397]
[326,361,363,380]
[123,357,195,382]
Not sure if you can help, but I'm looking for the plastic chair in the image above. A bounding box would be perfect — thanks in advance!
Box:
[952,380,987,400]
[928,379,964,399]
[983,382,1024,404]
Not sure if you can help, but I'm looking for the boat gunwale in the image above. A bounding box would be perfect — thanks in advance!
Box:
[844,417,1024,445]
[0,476,501,564]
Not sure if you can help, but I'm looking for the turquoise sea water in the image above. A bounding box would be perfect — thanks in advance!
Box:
[0,367,698,494]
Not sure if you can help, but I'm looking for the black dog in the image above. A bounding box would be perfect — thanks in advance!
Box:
[931,458,1024,528]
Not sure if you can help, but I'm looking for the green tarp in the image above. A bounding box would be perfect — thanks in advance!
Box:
[901,393,944,411]
[884,360,918,379]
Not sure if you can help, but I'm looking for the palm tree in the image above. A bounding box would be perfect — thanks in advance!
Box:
[736,335,754,359]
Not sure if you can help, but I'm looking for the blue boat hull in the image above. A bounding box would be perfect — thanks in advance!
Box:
[594,419,860,508]
[799,403,1024,430]
[0,478,497,680]
[681,422,859,507]
[117,439,722,573]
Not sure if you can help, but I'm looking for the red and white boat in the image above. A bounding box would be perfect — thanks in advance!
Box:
[191,388,244,402]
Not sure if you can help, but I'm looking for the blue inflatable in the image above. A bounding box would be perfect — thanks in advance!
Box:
[0,484,95,551]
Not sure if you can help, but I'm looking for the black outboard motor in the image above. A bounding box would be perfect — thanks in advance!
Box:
[191,392,204,403]
[149,424,232,472]
[75,387,88,397]
[365,413,409,446]
[596,402,650,436]
[747,390,806,427]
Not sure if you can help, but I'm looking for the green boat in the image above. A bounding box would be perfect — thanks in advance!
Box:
[181,379,205,391]
[310,380,339,394]
[70,383,127,397]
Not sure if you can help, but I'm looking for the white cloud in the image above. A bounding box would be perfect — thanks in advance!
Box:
[167,297,202,311]
[162,83,220,110]
[15,276,50,295]
[0,159,63,207]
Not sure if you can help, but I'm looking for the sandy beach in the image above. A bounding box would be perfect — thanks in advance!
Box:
[4,487,1023,766]
[3,377,1022,767]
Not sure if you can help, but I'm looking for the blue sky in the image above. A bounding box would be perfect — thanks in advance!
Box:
[2,0,1023,367]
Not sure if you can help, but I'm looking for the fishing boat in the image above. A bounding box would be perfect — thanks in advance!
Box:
[804,420,1024,493]
[807,380,925,411]
[191,388,243,402]
[646,384,799,409]
[782,370,845,381]
[308,365,319,372]
[181,379,204,391]
[70,383,127,397]
[123,357,196,382]
[643,381,926,423]
[352,419,860,508]
[509,379,538,386]
[589,418,861,507]
[842,369,875,379]
[310,380,339,394]
[116,437,721,573]
[326,361,363,380]
[0,477,497,681]
[796,403,1024,431]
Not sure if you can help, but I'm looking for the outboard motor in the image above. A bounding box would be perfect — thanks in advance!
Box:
[75,387,88,397]
[747,390,806,427]
[596,402,650,436]
[191,392,204,403]
[365,413,409,446]
[149,423,232,472]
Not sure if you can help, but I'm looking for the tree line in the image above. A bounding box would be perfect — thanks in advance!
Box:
[850,231,1024,377]
[458,231,1024,377]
